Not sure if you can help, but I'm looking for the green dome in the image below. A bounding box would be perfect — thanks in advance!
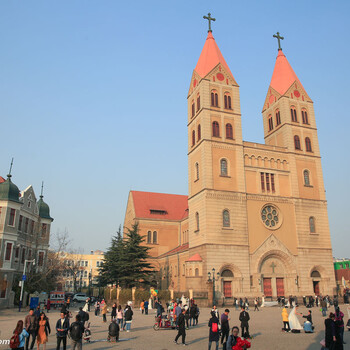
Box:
[0,175,20,203]
[37,195,53,220]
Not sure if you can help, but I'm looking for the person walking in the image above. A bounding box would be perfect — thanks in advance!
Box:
[24,308,38,350]
[175,303,182,328]
[46,299,51,314]
[11,320,29,350]
[116,305,123,330]
[102,303,108,323]
[221,309,230,346]
[254,298,259,312]
[36,312,51,350]
[111,303,117,321]
[208,311,220,350]
[194,304,200,326]
[189,304,197,327]
[174,308,187,346]
[281,307,290,332]
[335,307,345,345]
[144,299,149,315]
[66,298,70,310]
[140,300,145,314]
[239,307,250,338]
[124,305,133,332]
[324,312,343,350]
[69,314,85,350]
[321,297,328,317]
[56,312,69,350]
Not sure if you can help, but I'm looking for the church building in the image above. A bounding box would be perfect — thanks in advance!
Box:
[124,20,336,301]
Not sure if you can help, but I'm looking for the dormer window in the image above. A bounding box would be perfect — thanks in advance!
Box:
[150,209,168,215]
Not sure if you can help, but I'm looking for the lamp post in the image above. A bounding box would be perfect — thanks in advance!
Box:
[207,268,220,306]
[19,259,35,312]
[88,271,92,297]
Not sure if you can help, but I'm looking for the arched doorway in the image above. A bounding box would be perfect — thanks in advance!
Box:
[260,257,286,298]
[311,270,321,295]
[221,269,234,298]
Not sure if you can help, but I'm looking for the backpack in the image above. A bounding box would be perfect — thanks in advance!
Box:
[84,312,89,321]
[70,323,82,341]
[9,332,20,349]
[211,322,218,333]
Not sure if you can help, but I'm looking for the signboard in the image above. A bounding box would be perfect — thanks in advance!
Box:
[22,275,26,281]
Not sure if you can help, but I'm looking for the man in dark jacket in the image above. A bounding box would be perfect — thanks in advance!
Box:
[124,305,133,332]
[69,314,85,350]
[174,309,187,345]
[239,307,250,338]
[208,311,220,350]
[108,320,120,342]
[25,308,38,350]
[221,309,230,345]
[56,312,70,350]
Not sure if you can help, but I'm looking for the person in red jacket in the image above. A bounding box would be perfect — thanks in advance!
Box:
[225,326,251,350]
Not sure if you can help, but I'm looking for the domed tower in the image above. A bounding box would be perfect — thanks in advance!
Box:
[36,183,54,238]
[0,174,20,203]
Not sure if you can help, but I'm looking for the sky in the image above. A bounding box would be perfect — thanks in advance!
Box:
[0,1,349,257]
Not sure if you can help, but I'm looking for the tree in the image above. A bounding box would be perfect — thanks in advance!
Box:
[99,223,154,288]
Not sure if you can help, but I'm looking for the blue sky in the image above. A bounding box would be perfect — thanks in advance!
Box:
[1,1,349,257]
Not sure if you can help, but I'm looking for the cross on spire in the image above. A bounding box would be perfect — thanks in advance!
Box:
[270,262,277,273]
[40,181,44,198]
[203,13,216,33]
[273,32,284,51]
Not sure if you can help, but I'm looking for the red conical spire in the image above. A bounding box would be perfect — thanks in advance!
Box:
[194,32,234,79]
[270,50,305,96]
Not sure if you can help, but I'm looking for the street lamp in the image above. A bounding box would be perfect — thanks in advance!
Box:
[88,271,92,297]
[19,259,35,312]
[207,268,220,306]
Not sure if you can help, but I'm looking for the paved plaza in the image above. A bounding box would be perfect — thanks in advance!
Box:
[0,305,349,350]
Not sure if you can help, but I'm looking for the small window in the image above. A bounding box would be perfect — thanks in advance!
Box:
[294,135,301,150]
[153,231,157,244]
[223,210,230,227]
[9,209,16,226]
[302,110,309,124]
[212,121,220,137]
[271,174,275,192]
[197,124,201,141]
[18,215,23,231]
[147,231,151,243]
[195,268,199,277]
[224,94,232,109]
[220,159,228,176]
[260,173,265,191]
[211,90,219,107]
[21,248,26,264]
[191,101,195,117]
[291,107,298,122]
[226,123,233,139]
[266,173,270,191]
[192,130,195,146]
[309,217,316,233]
[195,162,199,181]
[268,115,273,131]
[195,212,199,231]
[197,94,200,111]
[24,218,29,233]
[305,137,312,152]
[275,110,281,126]
[304,170,310,186]
[5,242,12,261]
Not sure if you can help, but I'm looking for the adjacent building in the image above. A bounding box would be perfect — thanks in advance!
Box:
[334,258,350,292]
[0,173,53,308]
[124,26,336,300]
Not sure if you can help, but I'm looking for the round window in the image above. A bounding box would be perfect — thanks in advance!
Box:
[261,205,280,228]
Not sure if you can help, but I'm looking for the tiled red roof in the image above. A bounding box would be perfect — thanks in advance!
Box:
[131,191,188,221]
[0,176,5,184]
[158,243,189,259]
[186,253,203,262]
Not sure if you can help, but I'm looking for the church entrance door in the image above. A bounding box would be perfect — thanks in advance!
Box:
[263,278,272,297]
[313,281,320,295]
[223,281,232,297]
[276,278,284,296]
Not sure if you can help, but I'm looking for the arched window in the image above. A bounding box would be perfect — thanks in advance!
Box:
[223,209,230,227]
[311,270,321,278]
[275,110,281,126]
[195,268,199,277]
[294,135,301,150]
[303,170,310,186]
[221,269,234,277]
[195,162,199,180]
[268,115,273,131]
[226,123,233,139]
[191,101,195,117]
[290,107,298,122]
[195,212,199,231]
[302,110,309,124]
[305,137,312,152]
[224,94,232,109]
[220,159,228,176]
[147,231,151,243]
[192,130,195,146]
[197,94,200,111]
[211,90,219,107]
[309,217,316,233]
[197,124,201,141]
[212,121,220,137]
[153,231,157,244]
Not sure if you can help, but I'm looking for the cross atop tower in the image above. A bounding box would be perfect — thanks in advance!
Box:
[273,32,284,51]
[8,157,14,178]
[203,13,216,33]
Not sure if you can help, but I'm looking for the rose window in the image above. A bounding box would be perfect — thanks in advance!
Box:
[261,205,279,228]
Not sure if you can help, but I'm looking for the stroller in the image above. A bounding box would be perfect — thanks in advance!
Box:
[83,322,92,343]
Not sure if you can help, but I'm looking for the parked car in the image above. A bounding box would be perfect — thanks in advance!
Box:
[73,293,88,302]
